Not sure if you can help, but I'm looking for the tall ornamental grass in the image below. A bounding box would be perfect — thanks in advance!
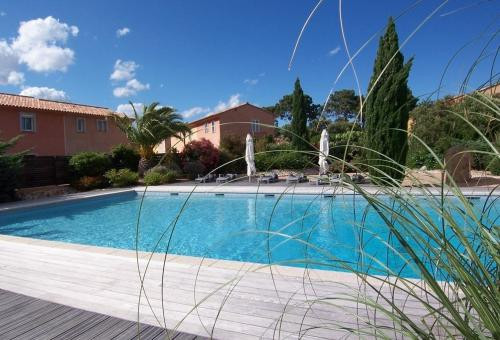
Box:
[133,1,499,338]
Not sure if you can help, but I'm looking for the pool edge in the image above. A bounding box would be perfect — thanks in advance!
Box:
[0,233,429,285]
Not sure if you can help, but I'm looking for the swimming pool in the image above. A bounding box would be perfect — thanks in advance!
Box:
[0,191,498,278]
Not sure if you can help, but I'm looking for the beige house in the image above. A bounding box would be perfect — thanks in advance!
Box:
[157,103,275,152]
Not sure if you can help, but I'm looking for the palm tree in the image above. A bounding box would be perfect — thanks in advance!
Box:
[113,102,190,175]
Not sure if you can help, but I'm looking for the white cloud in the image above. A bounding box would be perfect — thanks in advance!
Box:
[328,46,341,56]
[181,94,243,121]
[214,94,242,112]
[126,78,149,91]
[113,87,134,98]
[244,78,258,86]
[116,102,144,117]
[11,16,78,72]
[110,59,149,97]
[113,78,149,98]
[0,11,6,17]
[7,71,24,85]
[20,86,67,100]
[258,72,266,77]
[181,106,210,119]
[110,59,138,81]
[0,40,24,85]
[116,27,130,37]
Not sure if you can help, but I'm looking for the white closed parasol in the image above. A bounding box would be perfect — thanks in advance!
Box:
[245,133,256,181]
[319,129,329,175]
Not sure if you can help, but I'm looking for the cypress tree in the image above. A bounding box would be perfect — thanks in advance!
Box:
[364,17,416,182]
[291,78,309,150]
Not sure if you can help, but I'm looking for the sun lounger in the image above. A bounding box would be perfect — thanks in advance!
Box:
[351,174,364,184]
[286,172,308,184]
[195,173,215,183]
[310,175,329,185]
[330,173,351,184]
[330,173,342,184]
[216,173,237,184]
[257,172,278,184]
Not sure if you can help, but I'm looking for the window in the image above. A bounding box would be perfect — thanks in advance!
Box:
[211,121,216,133]
[76,117,86,133]
[204,123,209,133]
[97,119,108,132]
[20,113,35,132]
[251,119,261,133]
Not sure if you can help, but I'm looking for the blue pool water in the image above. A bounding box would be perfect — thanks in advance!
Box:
[0,191,498,278]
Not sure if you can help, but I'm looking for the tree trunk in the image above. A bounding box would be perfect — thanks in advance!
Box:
[138,157,152,176]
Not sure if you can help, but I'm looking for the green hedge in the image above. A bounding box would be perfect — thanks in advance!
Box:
[255,150,313,170]
[69,152,111,177]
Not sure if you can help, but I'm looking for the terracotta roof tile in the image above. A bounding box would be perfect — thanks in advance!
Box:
[0,92,115,116]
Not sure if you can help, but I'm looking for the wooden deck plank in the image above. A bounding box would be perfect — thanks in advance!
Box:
[111,322,168,340]
[0,289,206,340]
[29,310,98,340]
[71,317,125,340]
[11,308,85,340]
[0,305,71,339]
[0,300,53,328]
[0,303,64,336]
[129,325,167,340]
[51,313,111,339]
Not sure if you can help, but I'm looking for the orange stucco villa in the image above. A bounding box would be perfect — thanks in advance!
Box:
[0,93,128,156]
[157,103,275,152]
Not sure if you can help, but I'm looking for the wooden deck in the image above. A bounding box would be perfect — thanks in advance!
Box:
[0,234,442,339]
[0,289,205,340]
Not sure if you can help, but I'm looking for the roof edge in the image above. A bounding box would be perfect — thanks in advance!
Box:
[188,102,272,126]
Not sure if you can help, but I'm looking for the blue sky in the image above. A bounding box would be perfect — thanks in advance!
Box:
[0,0,498,120]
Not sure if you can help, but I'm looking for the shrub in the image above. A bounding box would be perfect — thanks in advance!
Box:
[159,149,182,173]
[145,165,169,175]
[104,168,139,187]
[180,138,219,172]
[218,150,246,173]
[406,147,441,170]
[256,141,294,153]
[255,150,312,170]
[144,171,176,185]
[69,152,110,177]
[0,135,25,202]
[488,156,500,176]
[220,135,245,156]
[182,160,205,179]
[74,176,107,191]
[219,135,246,173]
[111,144,140,171]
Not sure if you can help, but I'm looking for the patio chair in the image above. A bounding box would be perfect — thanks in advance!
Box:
[195,173,215,183]
[286,172,308,184]
[257,172,279,184]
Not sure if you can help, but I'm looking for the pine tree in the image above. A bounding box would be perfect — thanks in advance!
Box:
[364,17,416,182]
[290,78,309,150]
